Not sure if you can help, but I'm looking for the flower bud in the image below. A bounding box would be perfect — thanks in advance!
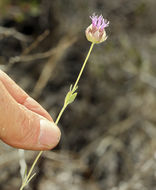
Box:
[85,13,109,44]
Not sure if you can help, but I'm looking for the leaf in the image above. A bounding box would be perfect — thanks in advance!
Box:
[69,92,77,104]
[72,85,78,93]
[64,91,77,106]
[70,84,73,91]
[26,173,36,185]
[70,84,78,92]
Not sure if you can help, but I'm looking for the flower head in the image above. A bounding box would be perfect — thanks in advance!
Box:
[85,13,109,44]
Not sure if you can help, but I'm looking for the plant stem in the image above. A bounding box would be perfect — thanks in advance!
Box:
[72,42,94,91]
[20,151,43,190]
[19,42,95,190]
[55,105,66,125]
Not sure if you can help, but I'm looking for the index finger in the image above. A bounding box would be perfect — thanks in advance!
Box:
[0,70,53,121]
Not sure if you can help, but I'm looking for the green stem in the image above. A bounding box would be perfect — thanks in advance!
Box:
[20,151,43,190]
[19,42,95,190]
[72,42,94,91]
[55,105,66,125]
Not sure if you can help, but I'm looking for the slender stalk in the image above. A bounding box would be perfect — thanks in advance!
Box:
[55,105,66,125]
[72,42,94,91]
[20,151,43,190]
[19,42,95,190]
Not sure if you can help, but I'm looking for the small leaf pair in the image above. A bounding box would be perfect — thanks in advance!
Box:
[64,85,78,106]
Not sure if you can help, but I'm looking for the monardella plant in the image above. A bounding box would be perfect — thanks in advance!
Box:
[19,13,109,190]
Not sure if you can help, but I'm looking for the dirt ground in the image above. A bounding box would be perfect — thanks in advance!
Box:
[0,0,156,190]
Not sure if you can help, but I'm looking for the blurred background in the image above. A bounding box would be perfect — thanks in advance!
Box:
[0,0,156,189]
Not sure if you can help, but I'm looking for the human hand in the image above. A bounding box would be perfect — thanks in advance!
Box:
[0,70,61,150]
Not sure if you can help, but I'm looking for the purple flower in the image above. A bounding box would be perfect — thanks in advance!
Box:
[85,13,109,44]
[90,13,109,30]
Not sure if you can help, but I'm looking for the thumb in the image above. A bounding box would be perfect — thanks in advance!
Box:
[0,81,61,150]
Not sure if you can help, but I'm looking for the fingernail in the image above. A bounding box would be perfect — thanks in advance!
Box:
[39,120,61,148]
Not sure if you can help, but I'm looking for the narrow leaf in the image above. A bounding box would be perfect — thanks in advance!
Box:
[26,173,36,185]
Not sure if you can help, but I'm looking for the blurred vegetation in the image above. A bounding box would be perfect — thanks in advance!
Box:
[0,0,40,22]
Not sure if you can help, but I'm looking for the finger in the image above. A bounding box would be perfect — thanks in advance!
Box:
[0,70,52,121]
[0,81,61,150]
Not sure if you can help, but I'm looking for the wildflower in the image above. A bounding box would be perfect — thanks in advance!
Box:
[85,13,109,44]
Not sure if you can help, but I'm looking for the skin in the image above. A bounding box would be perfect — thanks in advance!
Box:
[0,70,61,150]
